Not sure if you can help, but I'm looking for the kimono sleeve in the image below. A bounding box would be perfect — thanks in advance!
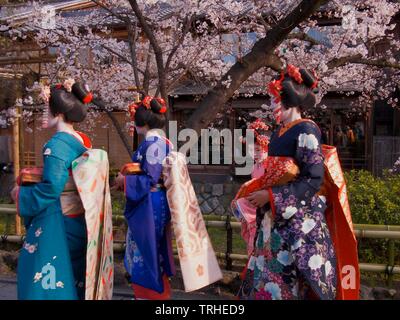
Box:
[18,144,70,217]
[124,140,166,205]
[269,123,324,222]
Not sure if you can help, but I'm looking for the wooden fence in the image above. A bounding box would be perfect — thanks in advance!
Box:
[1,206,400,286]
[373,136,400,176]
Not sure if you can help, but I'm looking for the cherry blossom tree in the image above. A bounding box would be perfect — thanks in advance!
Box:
[1,0,399,150]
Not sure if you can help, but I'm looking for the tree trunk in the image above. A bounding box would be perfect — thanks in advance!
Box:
[185,0,330,134]
[92,98,133,156]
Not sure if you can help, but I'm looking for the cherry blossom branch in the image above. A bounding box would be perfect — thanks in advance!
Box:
[327,54,400,70]
[127,0,167,100]
[126,21,141,89]
[142,44,153,94]
[90,0,129,23]
[164,15,194,74]
[287,32,322,46]
[186,0,330,134]
[92,98,133,155]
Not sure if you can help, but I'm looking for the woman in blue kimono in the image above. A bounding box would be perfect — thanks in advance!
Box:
[238,66,337,300]
[11,81,94,300]
[115,95,175,300]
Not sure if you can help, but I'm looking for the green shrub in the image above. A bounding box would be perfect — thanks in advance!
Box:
[344,170,400,266]
[345,170,400,225]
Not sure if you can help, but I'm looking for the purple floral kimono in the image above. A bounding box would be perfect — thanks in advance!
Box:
[238,120,337,300]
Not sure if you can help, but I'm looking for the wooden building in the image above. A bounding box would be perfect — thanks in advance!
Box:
[1,1,399,178]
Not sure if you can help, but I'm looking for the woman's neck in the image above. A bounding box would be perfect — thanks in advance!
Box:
[56,119,84,143]
[282,109,302,126]
[57,120,75,134]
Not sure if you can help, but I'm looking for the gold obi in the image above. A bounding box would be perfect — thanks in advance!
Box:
[60,176,85,218]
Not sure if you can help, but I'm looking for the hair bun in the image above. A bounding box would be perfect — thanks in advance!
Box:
[150,98,167,114]
[72,82,93,104]
[300,69,319,92]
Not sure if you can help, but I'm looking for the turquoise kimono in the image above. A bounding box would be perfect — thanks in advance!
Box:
[17,132,89,300]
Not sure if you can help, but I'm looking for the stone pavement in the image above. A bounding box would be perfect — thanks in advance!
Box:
[0,276,233,300]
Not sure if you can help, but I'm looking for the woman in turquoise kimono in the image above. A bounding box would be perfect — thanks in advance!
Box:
[11,81,94,300]
[115,95,175,300]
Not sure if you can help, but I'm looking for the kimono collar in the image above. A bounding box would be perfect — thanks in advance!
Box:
[278,118,306,137]
[54,131,91,153]
[146,129,163,139]
[145,129,174,149]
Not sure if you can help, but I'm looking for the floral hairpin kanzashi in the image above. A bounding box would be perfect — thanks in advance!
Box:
[256,135,269,152]
[155,97,167,114]
[248,118,269,132]
[141,96,152,109]
[287,64,303,84]
[128,102,138,120]
[267,73,284,103]
[248,118,270,152]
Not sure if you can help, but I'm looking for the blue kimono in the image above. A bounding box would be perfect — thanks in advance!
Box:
[124,135,175,294]
[239,120,337,300]
[17,132,89,300]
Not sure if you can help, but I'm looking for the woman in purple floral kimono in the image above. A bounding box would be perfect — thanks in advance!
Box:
[238,65,337,300]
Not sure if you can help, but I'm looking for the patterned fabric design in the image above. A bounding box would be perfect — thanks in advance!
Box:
[162,151,223,292]
[239,121,338,300]
[72,149,114,300]
[232,157,299,256]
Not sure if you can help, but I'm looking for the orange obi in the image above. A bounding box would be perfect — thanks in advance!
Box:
[18,167,43,185]
[18,167,84,218]
[121,163,142,175]
[234,156,299,200]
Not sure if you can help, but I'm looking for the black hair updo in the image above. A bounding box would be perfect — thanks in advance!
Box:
[280,68,318,111]
[49,82,91,123]
[134,97,166,129]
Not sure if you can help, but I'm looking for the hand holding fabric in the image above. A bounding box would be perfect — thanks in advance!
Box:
[247,189,270,207]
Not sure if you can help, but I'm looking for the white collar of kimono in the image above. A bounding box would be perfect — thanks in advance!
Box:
[145,129,174,149]
[146,129,164,139]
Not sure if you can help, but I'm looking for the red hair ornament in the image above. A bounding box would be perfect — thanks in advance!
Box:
[248,118,270,152]
[82,92,93,104]
[156,98,167,114]
[287,64,303,84]
[267,73,284,103]
[127,95,168,136]
[141,96,152,109]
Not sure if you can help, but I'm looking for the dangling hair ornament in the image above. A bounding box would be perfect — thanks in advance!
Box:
[40,85,51,129]
[128,102,138,137]
[310,70,319,89]
[267,73,284,103]
[286,64,303,84]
